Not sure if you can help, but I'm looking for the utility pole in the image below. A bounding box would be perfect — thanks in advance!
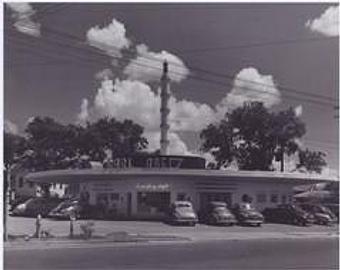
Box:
[160,61,170,155]
[4,166,11,242]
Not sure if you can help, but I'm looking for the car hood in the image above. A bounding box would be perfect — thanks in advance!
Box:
[13,204,26,213]
[214,211,235,219]
[314,213,333,220]
[240,210,263,219]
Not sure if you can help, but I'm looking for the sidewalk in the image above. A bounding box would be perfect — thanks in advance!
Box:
[5,228,338,251]
[5,216,339,250]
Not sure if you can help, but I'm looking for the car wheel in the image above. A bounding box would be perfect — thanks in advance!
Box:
[256,223,262,227]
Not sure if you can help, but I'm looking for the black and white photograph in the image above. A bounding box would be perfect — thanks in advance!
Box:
[3,2,339,270]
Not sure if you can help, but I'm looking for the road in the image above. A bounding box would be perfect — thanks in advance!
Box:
[5,238,338,270]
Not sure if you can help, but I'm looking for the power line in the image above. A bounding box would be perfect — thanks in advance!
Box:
[176,36,338,54]
[6,36,336,109]
[5,25,337,108]
[5,4,336,103]
[41,25,335,103]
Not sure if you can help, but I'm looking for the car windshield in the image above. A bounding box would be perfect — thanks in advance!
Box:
[291,204,305,212]
[240,204,255,211]
[176,203,192,208]
[214,207,230,213]
[58,201,77,210]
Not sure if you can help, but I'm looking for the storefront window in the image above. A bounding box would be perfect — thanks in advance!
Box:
[177,193,187,201]
[270,194,279,203]
[111,193,120,201]
[256,193,267,203]
[137,192,170,214]
[281,195,287,204]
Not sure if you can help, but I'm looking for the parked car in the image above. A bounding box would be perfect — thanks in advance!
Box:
[199,201,236,226]
[166,201,198,226]
[48,199,83,219]
[262,204,314,226]
[299,204,337,225]
[11,197,64,217]
[232,203,264,226]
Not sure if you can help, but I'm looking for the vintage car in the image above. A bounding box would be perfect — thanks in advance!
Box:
[232,203,264,226]
[199,201,236,226]
[11,197,64,217]
[48,199,83,219]
[166,201,198,226]
[299,204,338,225]
[262,204,314,226]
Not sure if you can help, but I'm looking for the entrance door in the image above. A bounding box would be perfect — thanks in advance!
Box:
[137,192,171,218]
[127,192,132,217]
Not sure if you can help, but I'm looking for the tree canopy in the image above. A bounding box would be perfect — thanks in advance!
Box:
[200,101,312,171]
[296,149,327,174]
[5,116,148,172]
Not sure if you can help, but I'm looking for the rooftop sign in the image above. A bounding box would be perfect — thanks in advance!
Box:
[103,155,206,170]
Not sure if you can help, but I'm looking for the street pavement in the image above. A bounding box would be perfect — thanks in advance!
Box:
[5,237,339,270]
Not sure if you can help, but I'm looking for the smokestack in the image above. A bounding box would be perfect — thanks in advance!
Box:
[160,61,170,155]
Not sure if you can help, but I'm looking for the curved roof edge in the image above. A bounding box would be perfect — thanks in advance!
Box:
[25,168,338,184]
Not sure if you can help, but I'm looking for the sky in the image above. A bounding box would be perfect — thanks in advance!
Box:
[3,2,339,175]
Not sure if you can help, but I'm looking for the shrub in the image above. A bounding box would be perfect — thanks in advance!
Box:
[80,221,95,239]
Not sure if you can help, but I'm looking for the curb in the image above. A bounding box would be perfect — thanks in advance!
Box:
[5,232,338,251]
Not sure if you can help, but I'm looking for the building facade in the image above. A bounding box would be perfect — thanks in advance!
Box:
[25,155,336,220]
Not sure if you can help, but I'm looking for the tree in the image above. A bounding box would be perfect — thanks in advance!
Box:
[272,108,306,171]
[24,116,148,170]
[200,120,234,168]
[24,117,75,171]
[200,101,306,171]
[4,132,27,170]
[229,102,276,170]
[80,117,148,161]
[296,149,327,174]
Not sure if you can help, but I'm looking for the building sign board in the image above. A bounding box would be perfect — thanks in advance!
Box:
[105,155,205,170]
[136,183,170,191]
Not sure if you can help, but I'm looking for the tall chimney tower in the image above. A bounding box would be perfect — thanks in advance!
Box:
[160,61,170,155]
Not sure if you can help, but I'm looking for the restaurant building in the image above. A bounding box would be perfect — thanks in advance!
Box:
[25,154,337,220]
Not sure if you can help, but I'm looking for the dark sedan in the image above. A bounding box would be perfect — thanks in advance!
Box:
[199,201,236,226]
[232,203,264,226]
[263,204,314,226]
[299,204,337,225]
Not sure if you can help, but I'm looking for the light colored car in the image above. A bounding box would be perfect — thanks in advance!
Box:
[11,197,63,217]
[167,201,198,226]
[48,199,82,219]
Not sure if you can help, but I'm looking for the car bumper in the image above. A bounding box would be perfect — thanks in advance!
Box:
[241,219,263,225]
[171,218,198,224]
[214,219,237,225]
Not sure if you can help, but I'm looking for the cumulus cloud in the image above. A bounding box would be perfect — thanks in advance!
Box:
[86,18,131,57]
[7,3,41,37]
[95,68,114,81]
[145,131,193,155]
[4,119,19,135]
[77,76,217,154]
[123,44,190,83]
[216,67,281,117]
[306,6,339,36]
[80,77,215,133]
